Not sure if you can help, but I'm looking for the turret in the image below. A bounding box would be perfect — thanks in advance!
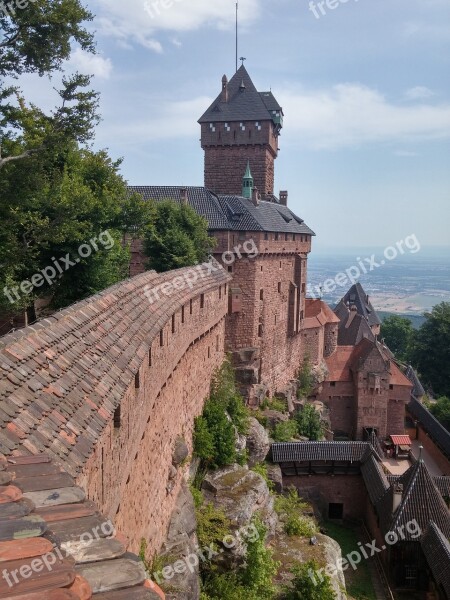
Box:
[242,161,254,198]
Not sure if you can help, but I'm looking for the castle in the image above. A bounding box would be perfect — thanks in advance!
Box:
[0,65,449,599]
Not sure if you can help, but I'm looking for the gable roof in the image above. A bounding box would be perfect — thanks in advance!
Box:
[390,458,450,541]
[335,283,381,328]
[272,441,368,463]
[198,65,282,124]
[304,299,340,329]
[421,522,450,598]
[128,186,315,235]
[405,365,425,398]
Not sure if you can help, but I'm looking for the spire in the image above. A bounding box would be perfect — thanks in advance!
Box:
[242,161,253,198]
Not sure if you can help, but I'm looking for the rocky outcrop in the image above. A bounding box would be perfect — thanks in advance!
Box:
[267,464,283,494]
[172,437,189,467]
[245,417,270,467]
[262,409,289,429]
[159,482,200,600]
[202,464,277,565]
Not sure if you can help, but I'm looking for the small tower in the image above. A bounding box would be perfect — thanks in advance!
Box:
[242,161,253,198]
[198,65,283,198]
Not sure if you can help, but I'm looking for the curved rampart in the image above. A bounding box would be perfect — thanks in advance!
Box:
[0,265,231,554]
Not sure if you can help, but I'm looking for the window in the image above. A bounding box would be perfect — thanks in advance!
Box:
[172,314,176,333]
[293,234,296,241]
[200,294,205,308]
[264,233,269,240]
[190,299,193,315]
[228,266,233,273]
[148,346,152,366]
[208,347,211,359]
[279,261,282,268]
[389,384,394,390]
[160,330,164,346]
[278,282,281,293]
[258,324,263,337]
[219,286,222,300]
[238,231,246,241]
[260,289,264,300]
[181,306,185,324]
[261,266,263,272]
[135,372,140,389]
[331,381,336,387]
[285,233,289,241]
[216,335,220,352]
[275,233,279,241]
[114,406,121,428]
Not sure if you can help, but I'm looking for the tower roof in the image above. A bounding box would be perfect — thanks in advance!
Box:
[198,65,283,124]
[335,283,381,328]
[243,160,253,180]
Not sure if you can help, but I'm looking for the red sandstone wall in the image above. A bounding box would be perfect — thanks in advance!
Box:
[285,474,368,521]
[77,283,228,556]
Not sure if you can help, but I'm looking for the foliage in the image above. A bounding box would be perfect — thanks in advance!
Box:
[272,419,298,442]
[260,397,287,412]
[282,560,336,600]
[411,302,450,397]
[295,404,323,441]
[380,315,414,361]
[201,517,279,600]
[297,355,314,398]
[194,359,249,468]
[275,488,317,538]
[195,502,231,554]
[252,463,275,492]
[429,396,450,432]
[284,514,317,538]
[143,200,215,272]
[0,143,140,312]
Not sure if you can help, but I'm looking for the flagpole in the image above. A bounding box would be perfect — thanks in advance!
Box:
[236,1,238,72]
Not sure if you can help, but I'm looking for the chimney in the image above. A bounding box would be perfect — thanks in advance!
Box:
[252,187,261,207]
[279,190,288,206]
[393,483,403,513]
[180,188,188,205]
[221,75,228,103]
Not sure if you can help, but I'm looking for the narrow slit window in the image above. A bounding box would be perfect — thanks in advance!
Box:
[114,406,121,428]
[200,294,205,308]
[135,372,140,389]
[160,330,164,346]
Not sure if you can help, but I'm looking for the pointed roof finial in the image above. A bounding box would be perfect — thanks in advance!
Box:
[240,57,246,67]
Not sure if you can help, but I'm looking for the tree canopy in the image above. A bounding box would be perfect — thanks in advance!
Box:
[428,396,450,433]
[411,302,450,397]
[143,200,215,272]
[381,315,415,362]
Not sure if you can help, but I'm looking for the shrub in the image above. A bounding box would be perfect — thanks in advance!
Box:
[282,560,336,600]
[275,487,317,539]
[284,514,317,537]
[196,502,231,553]
[297,355,314,398]
[261,397,287,413]
[252,463,275,491]
[272,419,298,442]
[295,403,323,441]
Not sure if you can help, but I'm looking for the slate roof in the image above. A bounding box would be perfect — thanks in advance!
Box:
[0,267,230,473]
[272,441,369,463]
[198,65,282,124]
[335,283,381,328]
[390,458,450,541]
[335,306,375,346]
[421,521,450,598]
[0,452,164,599]
[405,365,425,398]
[128,186,315,235]
[361,452,390,505]
[408,397,450,459]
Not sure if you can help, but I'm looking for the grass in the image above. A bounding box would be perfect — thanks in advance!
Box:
[322,521,377,600]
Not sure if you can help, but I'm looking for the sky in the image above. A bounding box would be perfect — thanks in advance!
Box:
[16,0,450,250]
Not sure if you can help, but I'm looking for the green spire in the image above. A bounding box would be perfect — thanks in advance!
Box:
[242,160,253,198]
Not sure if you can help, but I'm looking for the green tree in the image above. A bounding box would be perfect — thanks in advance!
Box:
[143,201,215,272]
[240,517,280,599]
[429,396,450,432]
[295,404,323,441]
[297,355,314,398]
[283,560,336,600]
[380,315,414,361]
[411,302,450,397]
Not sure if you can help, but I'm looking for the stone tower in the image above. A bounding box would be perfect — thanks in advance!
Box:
[198,65,283,197]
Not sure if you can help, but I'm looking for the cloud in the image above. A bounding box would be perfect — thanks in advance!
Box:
[69,48,113,79]
[278,84,450,149]
[405,86,435,101]
[95,0,260,51]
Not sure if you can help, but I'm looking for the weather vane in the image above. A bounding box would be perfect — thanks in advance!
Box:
[240,57,246,66]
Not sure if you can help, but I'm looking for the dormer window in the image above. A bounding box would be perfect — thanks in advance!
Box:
[209,123,216,132]
[224,123,231,132]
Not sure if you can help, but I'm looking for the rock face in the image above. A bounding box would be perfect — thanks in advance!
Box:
[262,409,289,429]
[267,464,283,494]
[202,464,277,564]
[245,417,270,467]
[172,437,189,467]
[159,482,200,600]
